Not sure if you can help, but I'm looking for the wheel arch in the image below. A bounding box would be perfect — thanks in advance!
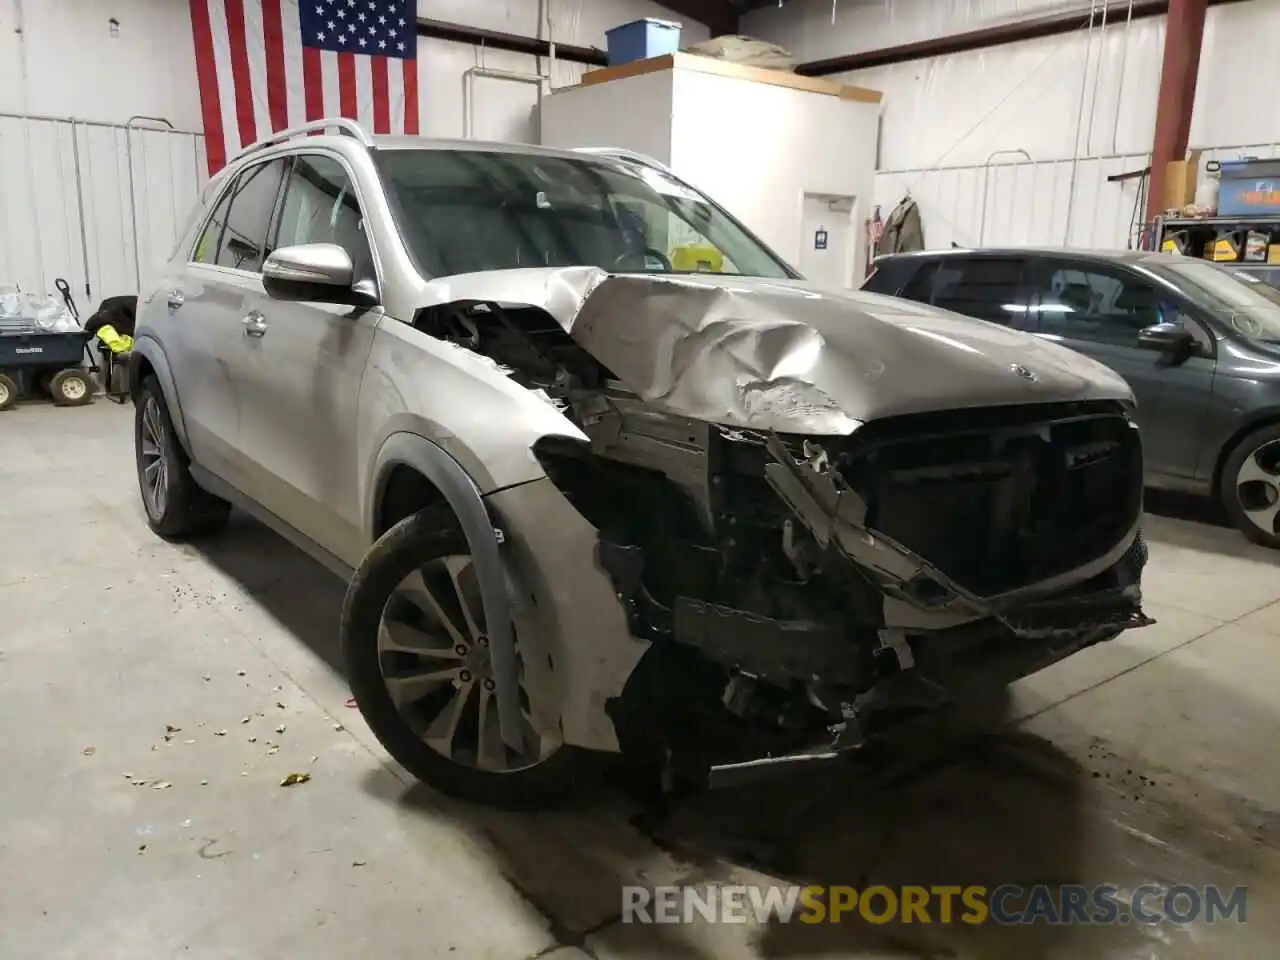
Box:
[128,337,192,456]
[1210,409,1280,498]
[365,431,526,753]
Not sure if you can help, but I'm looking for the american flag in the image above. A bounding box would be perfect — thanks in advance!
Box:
[189,0,420,176]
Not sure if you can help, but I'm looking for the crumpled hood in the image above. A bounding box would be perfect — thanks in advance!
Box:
[419,266,1134,434]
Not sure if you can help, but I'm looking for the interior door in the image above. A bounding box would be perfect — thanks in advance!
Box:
[234,153,381,561]
[1025,260,1215,481]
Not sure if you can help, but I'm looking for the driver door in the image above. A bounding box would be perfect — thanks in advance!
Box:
[1025,259,1215,481]
[234,152,382,563]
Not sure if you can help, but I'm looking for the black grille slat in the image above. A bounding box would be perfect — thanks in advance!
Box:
[835,404,1142,597]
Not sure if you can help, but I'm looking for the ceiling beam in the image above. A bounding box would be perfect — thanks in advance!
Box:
[658,0,739,37]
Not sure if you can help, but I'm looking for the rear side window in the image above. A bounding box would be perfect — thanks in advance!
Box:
[862,258,921,296]
[215,158,288,273]
[928,257,1029,326]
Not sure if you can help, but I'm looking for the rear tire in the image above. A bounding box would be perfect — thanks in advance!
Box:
[342,505,583,809]
[134,377,230,540]
[1220,423,1280,548]
[0,373,16,411]
[50,368,93,406]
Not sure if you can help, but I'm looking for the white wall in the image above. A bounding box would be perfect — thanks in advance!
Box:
[669,71,878,278]
[0,0,707,299]
[542,66,879,282]
[744,0,1280,251]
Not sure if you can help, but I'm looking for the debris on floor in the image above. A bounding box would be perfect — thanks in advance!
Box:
[280,773,310,787]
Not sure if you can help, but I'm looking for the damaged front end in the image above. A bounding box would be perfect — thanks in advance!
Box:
[414,269,1154,787]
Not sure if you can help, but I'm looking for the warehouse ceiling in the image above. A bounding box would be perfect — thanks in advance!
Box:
[658,0,797,36]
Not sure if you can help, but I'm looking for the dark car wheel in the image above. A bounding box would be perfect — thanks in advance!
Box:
[342,504,583,809]
[1221,423,1280,548]
[134,377,231,540]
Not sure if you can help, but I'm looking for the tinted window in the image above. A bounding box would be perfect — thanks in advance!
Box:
[1030,264,1170,345]
[918,257,1028,325]
[274,155,375,282]
[216,158,287,272]
[898,260,941,302]
[192,179,236,265]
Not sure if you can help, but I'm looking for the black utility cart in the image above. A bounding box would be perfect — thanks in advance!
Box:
[0,327,97,412]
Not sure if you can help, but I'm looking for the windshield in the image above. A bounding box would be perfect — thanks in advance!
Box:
[376,148,793,281]
[1155,259,1280,342]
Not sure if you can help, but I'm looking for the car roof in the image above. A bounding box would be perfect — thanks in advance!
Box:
[875,247,1167,266]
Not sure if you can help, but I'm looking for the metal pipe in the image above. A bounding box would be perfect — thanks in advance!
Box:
[0,109,199,135]
[797,0,1250,76]
[125,115,175,293]
[1110,0,1136,153]
[979,149,1031,245]
[1064,1,1099,245]
[1085,0,1109,156]
[69,120,92,299]
[462,67,544,141]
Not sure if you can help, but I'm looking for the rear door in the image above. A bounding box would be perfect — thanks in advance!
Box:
[1023,258,1215,480]
[164,158,287,488]
[233,152,382,561]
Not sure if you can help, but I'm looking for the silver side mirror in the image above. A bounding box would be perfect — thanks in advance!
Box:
[262,243,376,307]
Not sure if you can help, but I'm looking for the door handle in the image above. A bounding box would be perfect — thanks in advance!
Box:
[242,311,268,338]
[167,289,185,309]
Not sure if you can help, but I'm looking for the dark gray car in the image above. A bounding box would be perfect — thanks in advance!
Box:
[865,248,1280,547]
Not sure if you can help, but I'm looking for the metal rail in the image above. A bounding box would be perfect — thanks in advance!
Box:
[234,118,375,162]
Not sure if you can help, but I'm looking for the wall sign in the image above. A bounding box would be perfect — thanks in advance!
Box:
[814,228,828,250]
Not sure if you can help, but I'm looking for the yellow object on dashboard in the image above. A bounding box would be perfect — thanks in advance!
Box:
[670,244,723,273]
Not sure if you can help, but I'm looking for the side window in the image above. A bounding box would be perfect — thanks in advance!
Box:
[898,261,941,302]
[928,257,1029,326]
[216,158,288,273]
[274,155,375,282]
[192,177,237,265]
[1032,265,1168,345]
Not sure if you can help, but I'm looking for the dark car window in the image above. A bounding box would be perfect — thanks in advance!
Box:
[192,176,237,265]
[274,154,375,283]
[216,158,288,273]
[1030,264,1173,345]
[914,257,1029,326]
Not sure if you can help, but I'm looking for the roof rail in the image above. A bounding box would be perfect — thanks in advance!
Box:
[234,118,375,161]
[572,146,671,173]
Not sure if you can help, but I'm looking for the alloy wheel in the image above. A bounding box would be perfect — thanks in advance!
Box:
[139,396,170,520]
[377,554,556,772]
[1235,440,1280,537]
[0,380,10,408]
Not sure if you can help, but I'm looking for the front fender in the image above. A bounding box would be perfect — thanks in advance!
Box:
[365,432,525,753]
[128,335,191,456]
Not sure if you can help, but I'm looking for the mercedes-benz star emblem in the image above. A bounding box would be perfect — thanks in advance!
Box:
[1010,363,1037,382]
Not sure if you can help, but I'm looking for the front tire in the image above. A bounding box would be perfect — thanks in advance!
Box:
[1221,423,1280,548]
[134,377,230,540]
[342,505,581,809]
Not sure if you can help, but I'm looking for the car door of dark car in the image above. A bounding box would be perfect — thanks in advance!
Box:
[1024,259,1215,483]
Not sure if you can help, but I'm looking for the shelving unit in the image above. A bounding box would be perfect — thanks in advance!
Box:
[1151,214,1280,289]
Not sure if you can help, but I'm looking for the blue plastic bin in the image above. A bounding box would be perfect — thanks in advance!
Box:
[604,18,682,67]
[1217,159,1280,217]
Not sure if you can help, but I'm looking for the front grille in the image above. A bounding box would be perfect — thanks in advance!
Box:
[835,402,1143,597]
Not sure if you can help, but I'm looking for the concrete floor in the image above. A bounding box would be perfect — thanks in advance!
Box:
[3,399,1280,959]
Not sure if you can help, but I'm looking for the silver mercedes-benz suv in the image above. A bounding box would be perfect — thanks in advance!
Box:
[129,119,1152,808]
